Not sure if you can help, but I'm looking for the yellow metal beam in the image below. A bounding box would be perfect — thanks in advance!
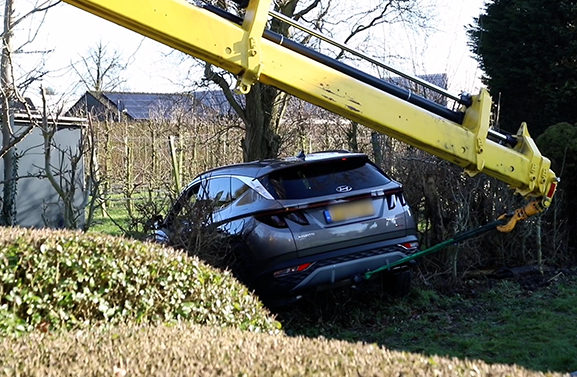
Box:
[235,0,271,93]
[61,0,557,205]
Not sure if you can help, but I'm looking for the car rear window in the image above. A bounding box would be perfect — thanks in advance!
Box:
[261,157,391,199]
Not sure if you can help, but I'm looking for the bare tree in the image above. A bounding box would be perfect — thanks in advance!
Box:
[1,0,18,225]
[37,85,102,230]
[198,0,433,162]
[71,41,127,93]
[40,85,78,228]
[1,0,59,225]
[67,41,135,224]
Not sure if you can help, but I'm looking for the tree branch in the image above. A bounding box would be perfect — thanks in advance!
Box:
[0,50,42,158]
[0,1,60,39]
[293,0,321,21]
[203,62,249,125]
[336,1,392,60]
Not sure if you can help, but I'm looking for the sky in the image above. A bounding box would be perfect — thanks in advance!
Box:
[421,0,487,92]
[10,0,487,109]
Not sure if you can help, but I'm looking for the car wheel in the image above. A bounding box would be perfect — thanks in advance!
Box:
[382,269,412,298]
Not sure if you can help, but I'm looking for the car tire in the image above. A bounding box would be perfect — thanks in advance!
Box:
[382,269,412,298]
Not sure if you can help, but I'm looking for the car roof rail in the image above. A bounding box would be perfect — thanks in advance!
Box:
[309,149,352,154]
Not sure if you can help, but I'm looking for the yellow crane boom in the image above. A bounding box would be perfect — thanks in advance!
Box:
[61,0,558,231]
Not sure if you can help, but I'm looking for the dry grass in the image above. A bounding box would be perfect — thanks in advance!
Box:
[0,322,563,376]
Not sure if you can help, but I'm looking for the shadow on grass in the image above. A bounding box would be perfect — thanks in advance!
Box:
[273,272,577,374]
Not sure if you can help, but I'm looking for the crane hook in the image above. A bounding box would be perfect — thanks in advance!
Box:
[496,200,544,233]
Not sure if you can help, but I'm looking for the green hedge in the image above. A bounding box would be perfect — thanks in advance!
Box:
[0,227,279,334]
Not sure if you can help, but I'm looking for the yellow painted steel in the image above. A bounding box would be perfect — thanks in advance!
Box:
[61,0,557,215]
[235,0,270,93]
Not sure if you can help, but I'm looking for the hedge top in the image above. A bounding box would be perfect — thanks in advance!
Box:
[0,322,561,376]
[0,227,279,334]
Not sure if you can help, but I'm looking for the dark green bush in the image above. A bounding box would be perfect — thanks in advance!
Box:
[0,227,279,334]
[537,122,577,255]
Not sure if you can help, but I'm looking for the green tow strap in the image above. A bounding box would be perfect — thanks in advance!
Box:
[364,218,508,280]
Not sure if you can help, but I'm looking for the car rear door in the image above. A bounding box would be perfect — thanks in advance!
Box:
[261,156,409,257]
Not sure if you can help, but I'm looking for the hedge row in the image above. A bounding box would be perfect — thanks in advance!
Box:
[0,227,279,334]
[0,323,560,376]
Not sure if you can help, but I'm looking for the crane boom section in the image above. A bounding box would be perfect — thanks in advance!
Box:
[61,0,557,206]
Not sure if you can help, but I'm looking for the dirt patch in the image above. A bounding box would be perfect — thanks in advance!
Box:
[439,266,577,298]
[505,267,577,291]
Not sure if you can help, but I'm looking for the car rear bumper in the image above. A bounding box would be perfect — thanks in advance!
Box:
[291,250,408,291]
[255,235,418,296]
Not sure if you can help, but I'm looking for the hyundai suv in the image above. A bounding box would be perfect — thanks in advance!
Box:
[152,151,419,302]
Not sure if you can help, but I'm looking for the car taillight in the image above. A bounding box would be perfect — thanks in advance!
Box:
[399,241,419,252]
[273,262,314,278]
[255,214,287,228]
[285,211,309,225]
[385,189,406,209]
[398,193,407,206]
[256,210,309,228]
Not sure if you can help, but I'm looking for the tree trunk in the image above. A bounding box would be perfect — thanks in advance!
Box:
[346,121,359,152]
[242,83,282,161]
[124,135,133,218]
[422,174,448,246]
[371,132,383,167]
[1,0,16,226]
[536,216,543,274]
[101,119,112,213]
[423,173,456,276]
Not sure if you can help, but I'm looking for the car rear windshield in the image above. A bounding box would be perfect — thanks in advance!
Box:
[261,157,391,200]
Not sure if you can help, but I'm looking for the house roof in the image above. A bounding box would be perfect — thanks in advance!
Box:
[0,97,38,114]
[388,73,449,106]
[65,90,244,121]
[101,92,194,120]
[66,73,448,122]
[389,73,447,88]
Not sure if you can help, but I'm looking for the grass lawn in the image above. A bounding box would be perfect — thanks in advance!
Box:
[88,193,170,237]
[89,204,131,236]
[277,271,577,374]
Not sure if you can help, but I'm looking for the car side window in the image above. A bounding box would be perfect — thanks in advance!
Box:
[207,177,232,210]
[231,177,249,201]
[181,184,202,217]
[165,183,200,225]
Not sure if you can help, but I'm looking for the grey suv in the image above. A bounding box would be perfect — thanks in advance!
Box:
[152,151,419,302]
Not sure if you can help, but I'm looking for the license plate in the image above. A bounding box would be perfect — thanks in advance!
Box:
[324,200,374,224]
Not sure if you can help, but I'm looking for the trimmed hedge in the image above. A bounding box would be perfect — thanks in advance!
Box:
[0,323,561,376]
[0,227,279,334]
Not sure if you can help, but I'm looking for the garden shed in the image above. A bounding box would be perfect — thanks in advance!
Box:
[0,113,87,228]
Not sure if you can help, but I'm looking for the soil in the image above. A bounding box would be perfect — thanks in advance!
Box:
[452,265,577,299]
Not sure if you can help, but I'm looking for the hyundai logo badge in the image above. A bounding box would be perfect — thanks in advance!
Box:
[336,185,352,193]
